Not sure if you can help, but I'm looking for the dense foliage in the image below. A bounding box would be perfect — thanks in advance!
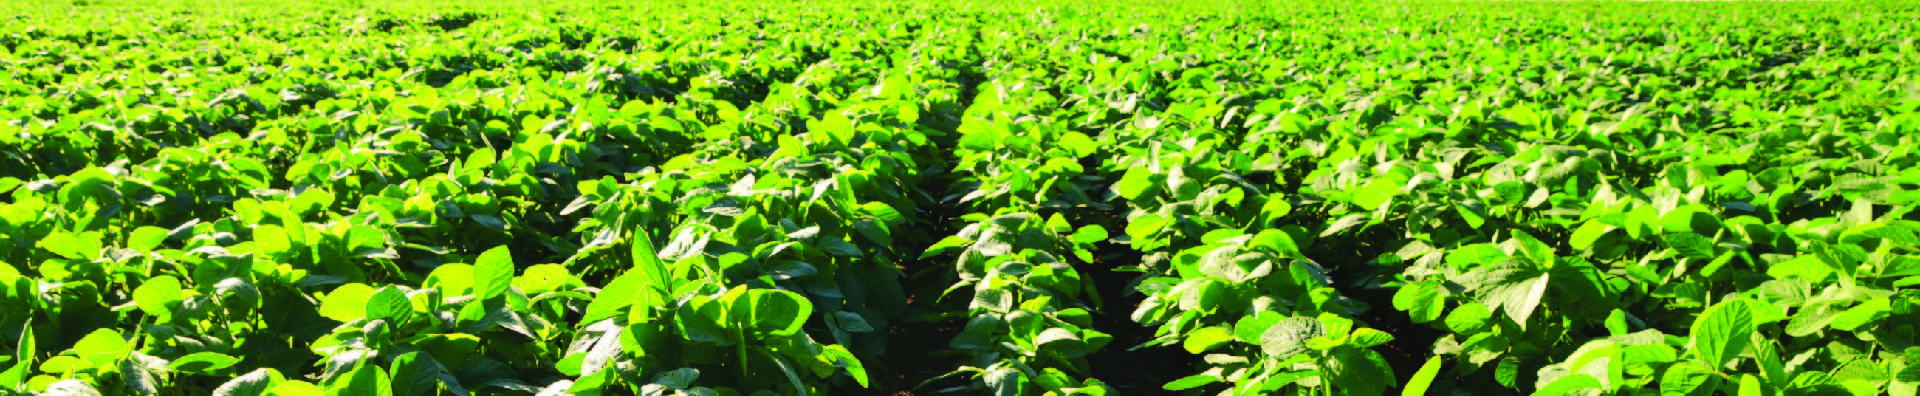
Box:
[4,0,1920,395]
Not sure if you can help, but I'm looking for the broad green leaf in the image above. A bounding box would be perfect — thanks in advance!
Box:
[1691,299,1754,369]
[1183,326,1234,354]
[1327,347,1393,396]
[1350,328,1394,348]
[1828,298,1890,331]
[214,368,281,396]
[364,286,413,324]
[747,289,811,337]
[128,226,171,253]
[1569,221,1614,250]
[1116,167,1156,201]
[1471,265,1549,328]
[1665,232,1716,260]
[1445,303,1495,334]
[1126,214,1166,242]
[1260,317,1325,359]
[1164,374,1220,390]
[984,366,1028,396]
[472,246,515,301]
[1403,356,1443,396]
[1392,282,1445,323]
[631,230,671,306]
[37,232,87,260]
[319,284,377,322]
[133,275,183,319]
[1071,225,1108,244]
[1235,311,1282,343]
[1351,176,1402,210]
[1662,360,1720,396]
[43,379,103,396]
[170,352,241,373]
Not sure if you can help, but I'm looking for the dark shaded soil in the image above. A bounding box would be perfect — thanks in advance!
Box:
[1081,254,1197,394]
[859,311,967,396]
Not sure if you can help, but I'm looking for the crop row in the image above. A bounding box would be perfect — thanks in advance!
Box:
[4,1,1920,396]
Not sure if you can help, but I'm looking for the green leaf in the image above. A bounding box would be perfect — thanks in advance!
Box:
[1349,328,1394,348]
[631,230,672,305]
[959,131,999,151]
[1662,360,1721,396]
[319,284,376,322]
[1235,311,1282,343]
[1472,265,1549,328]
[1828,298,1891,331]
[1057,132,1098,158]
[1351,177,1403,210]
[134,275,183,319]
[1126,214,1167,241]
[364,286,413,324]
[122,353,165,395]
[973,288,1012,313]
[327,359,388,396]
[833,311,875,332]
[755,347,811,396]
[387,353,435,396]
[1184,326,1234,354]
[1,319,34,389]
[128,226,171,253]
[1665,232,1716,260]
[1569,221,1614,250]
[516,264,571,294]
[43,379,103,396]
[984,367,1028,396]
[1691,299,1755,369]
[1260,317,1325,359]
[472,246,514,301]
[170,352,241,373]
[1445,303,1495,334]
[1327,347,1393,396]
[37,232,87,260]
[1164,374,1221,391]
[1445,244,1507,267]
[822,345,868,387]
[1403,356,1443,396]
[747,289,811,337]
[1071,225,1108,244]
[1392,282,1445,323]
[214,368,280,396]
[1456,202,1487,229]
[1116,167,1157,201]
[1250,228,1302,256]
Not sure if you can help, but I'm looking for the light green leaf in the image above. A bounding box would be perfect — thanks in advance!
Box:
[1662,360,1720,396]
[1116,167,1156,201]
[134,275,183,318]
[214,368,280,396]
[1828,298,1890,331]
[170,352,241,373]
[364,286,413,324]
[1349,328,1394,348]
[1665,232,1716,260]
[1260,317,1325,359]
[1184,326,1234,354]
[1071,225,1108,244]
[1569,221,1614,251]
[472,246,515,301]
[319,284,376,322]
[1164,374,1220,391]
[1403,356,1443,396]
[128,227,171,253]
[1691,299,1754,369]
[1392,282,1445,323]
